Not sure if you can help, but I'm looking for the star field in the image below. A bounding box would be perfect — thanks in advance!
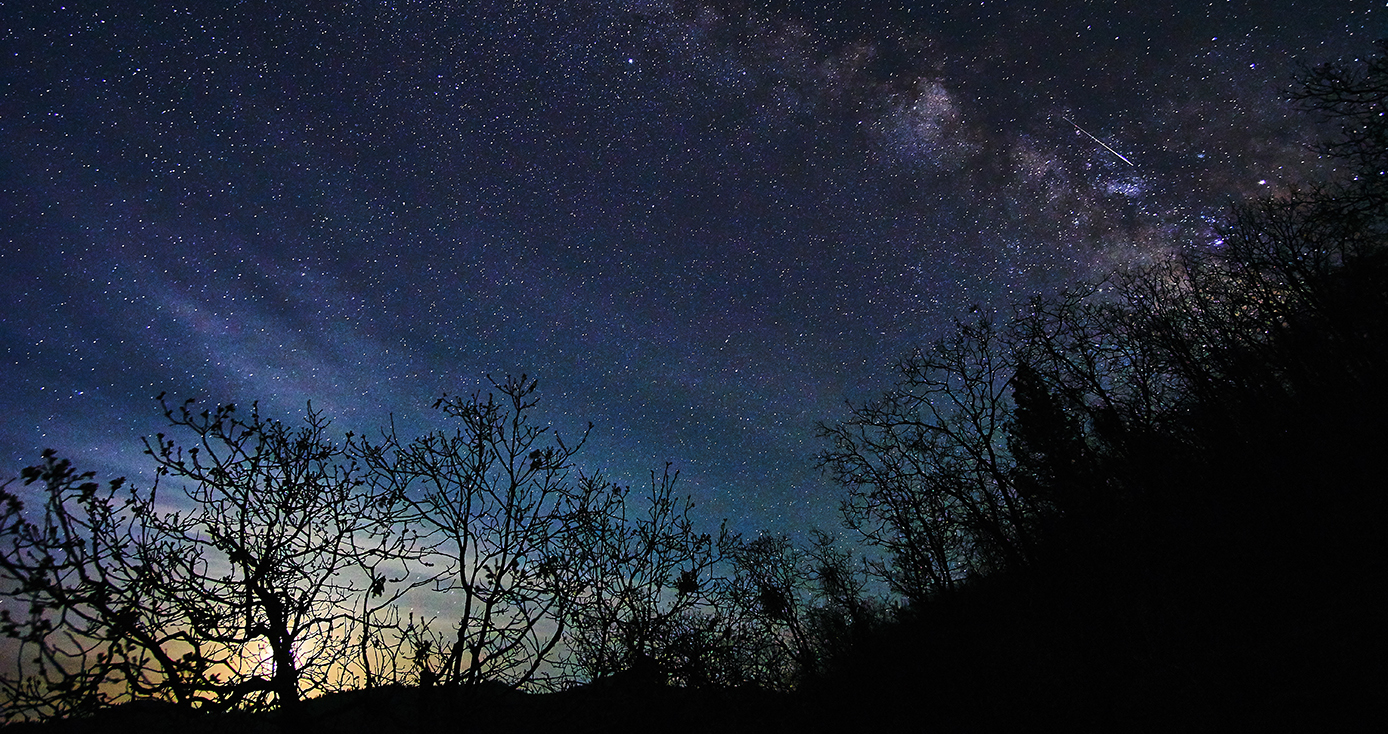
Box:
[2,1,1382,537]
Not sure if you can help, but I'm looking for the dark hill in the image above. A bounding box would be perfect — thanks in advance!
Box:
[1,681,803,734]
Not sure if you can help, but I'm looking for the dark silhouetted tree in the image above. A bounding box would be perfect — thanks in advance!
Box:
[353,374,593,691]
[718,529,875,685]
[719,533,818,679]
[817,317,1041,602]
[556,465,724,687]
[809,43,1388,730]
[0,398,418,719]
[1293,38,1388,220]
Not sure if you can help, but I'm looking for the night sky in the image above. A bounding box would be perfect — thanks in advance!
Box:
[3,1,1382,539]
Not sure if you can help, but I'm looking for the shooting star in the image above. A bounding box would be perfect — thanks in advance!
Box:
[1060,116,1135,166]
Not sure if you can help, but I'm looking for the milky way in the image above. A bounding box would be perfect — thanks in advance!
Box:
[2,1,1381,537]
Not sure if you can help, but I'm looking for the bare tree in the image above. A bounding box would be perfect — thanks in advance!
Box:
[711,527,879,689]
[1,452,184,720]
[355,375,590,690]
[1292,38,1388,219]
[557,465,722,687]
[718,533,817,678]
[140,398,420,708]
[818,317,1039,602]
[0,398,416,720]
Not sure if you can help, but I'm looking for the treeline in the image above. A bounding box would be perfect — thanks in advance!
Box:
[806,43,1388,730]
[1,376,877,721]
[4,43,1387,728]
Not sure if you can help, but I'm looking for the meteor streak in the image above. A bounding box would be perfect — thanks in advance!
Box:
[1061,116,1135,166]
